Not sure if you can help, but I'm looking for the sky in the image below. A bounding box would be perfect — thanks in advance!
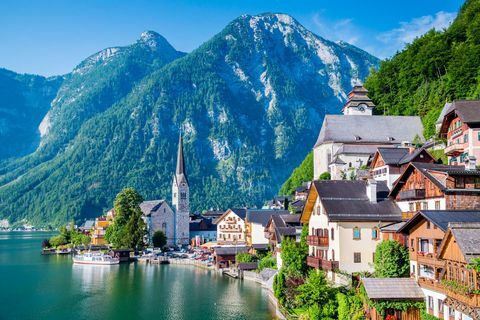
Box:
[0,0,464,76]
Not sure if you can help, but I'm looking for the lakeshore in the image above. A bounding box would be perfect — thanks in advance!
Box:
[0,232,277,320]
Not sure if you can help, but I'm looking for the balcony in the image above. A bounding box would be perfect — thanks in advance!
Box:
[307,235,329,247]
[445,143,464,156]
[398,188,426,200]
[417,252,445,268]
[306,256,339,271]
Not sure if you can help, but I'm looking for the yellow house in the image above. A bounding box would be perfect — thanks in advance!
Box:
[91,209,115,245]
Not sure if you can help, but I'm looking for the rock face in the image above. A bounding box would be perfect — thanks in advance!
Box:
[0,14,379,225]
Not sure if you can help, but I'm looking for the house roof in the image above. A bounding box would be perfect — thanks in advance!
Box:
[380,221,406,232]
[246,209,289,227]
[190,218,216,231]
[362,278,424,300]
[275,227,301,242]
[140,200,166,216]
[314,115,424,147]
[375,146,434,166]
[446,100,480,124]
[449,222,480,262]
[398,210,480,234]
[213,208,247,224]
[302,180,401,223]
[213,246,248,255]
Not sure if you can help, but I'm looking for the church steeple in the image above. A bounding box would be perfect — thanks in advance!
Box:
[342,85,375,115]
[175,131,188,185]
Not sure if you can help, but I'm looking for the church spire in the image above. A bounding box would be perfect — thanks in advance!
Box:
[175,131,188,185]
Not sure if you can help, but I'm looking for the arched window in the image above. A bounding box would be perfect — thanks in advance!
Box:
[162,222,167,231]
[324,228,328,238]
[180,191,187,200]
[331,228,334,240]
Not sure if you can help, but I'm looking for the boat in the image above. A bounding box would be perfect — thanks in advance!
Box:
[72,252,119,265]
[56,248,72,255]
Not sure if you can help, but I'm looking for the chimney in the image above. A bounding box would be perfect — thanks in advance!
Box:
[466,156,477,170]
[366,179,378,203]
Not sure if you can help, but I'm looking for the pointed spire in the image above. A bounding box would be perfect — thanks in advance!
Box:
[175,130,188,185]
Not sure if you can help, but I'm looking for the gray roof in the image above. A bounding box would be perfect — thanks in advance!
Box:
[335,144,383,156]
[449,222,480,262]
[313,180,401,222]
[83,220,95,230]
[175,132,188,185]
[398,210,480,234]
[140,200,165,216]
[213,246,248,255]
[362,278,424,300]
[445,100,480,124]
[314,115,424,147]
[380,221,406,232]
[246,209,289,227]
[436,102,452,124]
[376,147,433,166]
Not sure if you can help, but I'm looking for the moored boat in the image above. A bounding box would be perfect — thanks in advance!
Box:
[72,252,119,265]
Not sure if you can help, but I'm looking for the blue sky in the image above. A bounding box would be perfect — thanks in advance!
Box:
[0,0,464,76]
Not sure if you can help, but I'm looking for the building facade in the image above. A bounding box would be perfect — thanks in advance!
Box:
[140,200,175,246]
[313,85,424,180]
[214,209,247,245]
[438,100,480,165]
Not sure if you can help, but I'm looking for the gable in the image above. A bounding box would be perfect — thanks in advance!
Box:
[438,232,467,264]
[390,165,444,199]
[301,183,318,223]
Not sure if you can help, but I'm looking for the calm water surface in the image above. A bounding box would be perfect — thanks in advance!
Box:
[0,232,276,320]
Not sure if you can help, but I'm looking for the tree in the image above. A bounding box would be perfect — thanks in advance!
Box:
[319,172,331,180]
[105,188,146,250]
[258,251,277,270]
[296,269,335,307]
[280,225,308,275]
[374,240,410,278]
[280,152,313,195]
[152,230,167,248]
[235,252,255,263]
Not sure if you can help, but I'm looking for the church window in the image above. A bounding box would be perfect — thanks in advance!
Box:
[180,192,186,199]
[162,223,166,231]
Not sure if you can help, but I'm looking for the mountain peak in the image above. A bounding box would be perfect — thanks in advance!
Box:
[138,30,173,50]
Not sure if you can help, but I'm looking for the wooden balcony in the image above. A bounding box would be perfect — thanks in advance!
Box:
[418,276,439,291]
[398,188,426,200]
[307,235,329,247]
[418,277,480,308]
[402,211,415,220]
[306,256,339,271]
[445,143,464,156]
[417,253,445,268]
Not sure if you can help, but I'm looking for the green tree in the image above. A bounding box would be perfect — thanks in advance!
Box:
[296,269,335,308]
[319,172,331,180]
[280,152,313,195]
[374,240,410,278]
[258,251,277,270]
[152,230,167,248]
[105,188,146,250]
[235,252,255,263]
[281,227,308,275]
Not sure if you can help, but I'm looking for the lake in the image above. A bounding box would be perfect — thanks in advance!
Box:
[0,232,276,320]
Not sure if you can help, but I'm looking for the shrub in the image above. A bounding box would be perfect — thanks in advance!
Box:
[374,240,410,278]
[152,230,167,248]
[236,252,255,263]
[258,251,277,270]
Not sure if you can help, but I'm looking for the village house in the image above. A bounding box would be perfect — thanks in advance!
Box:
[389,162,480,220]
[214,208,247,245]
[438,100,480,165]
[362,278,425,320]
[189,217,217,245]
[90,209,115,245]
[264,213,302,268]
[264,196,290,210]
[212,246,248,269]
[398,210,480,319]
[301,179,402,284]
[313,85,424,180]
[369,146,436,189]
[244,209,289,254]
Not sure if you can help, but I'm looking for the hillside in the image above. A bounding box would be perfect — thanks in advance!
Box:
[0,13,378,226]
[365,0,479,138]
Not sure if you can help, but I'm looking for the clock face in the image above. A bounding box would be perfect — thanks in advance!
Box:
[357,104,366,112]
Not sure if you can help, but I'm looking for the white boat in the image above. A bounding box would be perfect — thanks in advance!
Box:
[72,252,119,265]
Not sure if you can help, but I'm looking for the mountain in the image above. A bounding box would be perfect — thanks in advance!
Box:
[0,69,62,160]
[364,0,477,138]
[0,13,378,226]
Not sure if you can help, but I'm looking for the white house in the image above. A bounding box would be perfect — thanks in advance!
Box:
[313,85,424,180]
[301,179,402,285]
[214,209,247,245]
[245,209,289,252]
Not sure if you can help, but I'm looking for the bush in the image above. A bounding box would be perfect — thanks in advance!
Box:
[152,230,167,248]
[236,252,254,263]
[41,239,51,248]
[337,291,364,320]
[296,269,335,308]
[319,172,331,180]
[258,251,277,270]
[374,240,410,278]
[49,234,68,247]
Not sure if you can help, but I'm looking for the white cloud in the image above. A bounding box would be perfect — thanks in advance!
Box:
[312,14,361,45]
[376,11,456,57]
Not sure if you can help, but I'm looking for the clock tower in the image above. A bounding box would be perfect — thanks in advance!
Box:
[172,132,190,246]
[342,85,375,115]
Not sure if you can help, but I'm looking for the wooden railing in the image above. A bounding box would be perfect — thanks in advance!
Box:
[306,256,339,271]
[398,189,425,200]
[307,235,329,246]
[445,142,464,155]
[417,253,445,268]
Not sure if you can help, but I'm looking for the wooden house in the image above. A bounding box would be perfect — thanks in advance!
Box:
[264,214,301,268]
[362,278,424,320]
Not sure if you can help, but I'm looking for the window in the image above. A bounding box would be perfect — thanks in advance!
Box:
[331,228,334,240]
[422,202,428,210]
[162,222,167,231]
[180,191,187,199]
[354,252,361,263]
[438,299,444,314]
[428,296,434,311]
[420,239,429,253]
[478,132,480,141]
[353,227,361,240]
[475,178,480,189]
[435,201,441,210]
[455,177,465,189]
[409,202,415,212]
[426,221,431,229]
[372,228,379,240]
[331,250,335,261]
[464,134,469,143]
[412,264,416,275]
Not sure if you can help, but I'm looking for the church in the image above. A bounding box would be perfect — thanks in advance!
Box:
[141,133,190,247]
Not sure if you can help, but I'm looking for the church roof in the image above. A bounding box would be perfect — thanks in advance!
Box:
[140,200,166,216]
[314,115,424,147]
[175,132,188,185]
